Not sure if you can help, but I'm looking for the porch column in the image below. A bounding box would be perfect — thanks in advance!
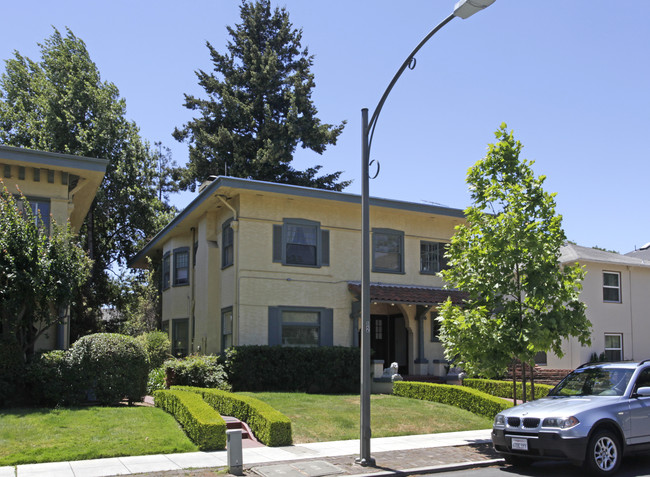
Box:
[414,305,429,370]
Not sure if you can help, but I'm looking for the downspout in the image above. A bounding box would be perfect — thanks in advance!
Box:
[628,267,634,359]
[218,195,239,345]
[191,227,196,353]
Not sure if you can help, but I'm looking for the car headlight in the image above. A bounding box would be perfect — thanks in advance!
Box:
[542,416,580,429]
[494,414,505,427]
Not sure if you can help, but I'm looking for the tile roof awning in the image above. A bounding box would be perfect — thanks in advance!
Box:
[347,282,467,306]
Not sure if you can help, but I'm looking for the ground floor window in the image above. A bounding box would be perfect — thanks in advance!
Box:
[534,351,547,365]
[172,318,189,357]
[604,333,623,361]
[222,307,233,350]
[268,306,333,347]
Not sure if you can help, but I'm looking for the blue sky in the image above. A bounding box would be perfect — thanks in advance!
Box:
[2,1,648,254]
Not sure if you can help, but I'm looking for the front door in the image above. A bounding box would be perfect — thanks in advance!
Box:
[370,314,408,375]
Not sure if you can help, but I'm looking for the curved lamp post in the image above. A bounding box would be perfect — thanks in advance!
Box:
[357,0,496,466]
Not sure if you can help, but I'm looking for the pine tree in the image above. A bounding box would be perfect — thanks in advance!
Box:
[174,0,349,191]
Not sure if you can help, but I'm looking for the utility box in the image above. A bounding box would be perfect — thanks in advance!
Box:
[227,429,243,476]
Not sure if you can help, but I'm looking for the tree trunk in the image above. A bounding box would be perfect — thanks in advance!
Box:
[530,361,536,400]
[522,359,527,403]
[512,360,518,405]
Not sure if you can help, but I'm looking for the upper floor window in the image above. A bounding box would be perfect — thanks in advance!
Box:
[604,333,623,361]
[373,228,404,274]
[222,219,234,268]
[173,247,189,286]
[420,241,448,274]
[162,252,170,290]
[603,271,621,303]
[273,219,329,268]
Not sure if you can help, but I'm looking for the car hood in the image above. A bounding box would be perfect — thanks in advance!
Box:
[500,395,622,418]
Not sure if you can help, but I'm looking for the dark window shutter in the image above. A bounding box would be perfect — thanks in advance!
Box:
[321,229,330,266]
[320,308,334,346]
[272,225,283,263]
[268,307,282,345]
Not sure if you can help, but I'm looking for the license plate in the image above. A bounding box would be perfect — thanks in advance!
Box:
[511,438,528,451]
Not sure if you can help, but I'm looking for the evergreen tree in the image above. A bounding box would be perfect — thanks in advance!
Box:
[0,28,175,339]
[438,124,591,393]
[174,0,349,191]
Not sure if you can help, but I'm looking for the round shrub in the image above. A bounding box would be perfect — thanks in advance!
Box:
[165,355,230,390]
[69,333,149,405]
[137,331,171,370]
[27,350,83,406]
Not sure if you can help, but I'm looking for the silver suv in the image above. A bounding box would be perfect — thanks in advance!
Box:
[492,361,650,475]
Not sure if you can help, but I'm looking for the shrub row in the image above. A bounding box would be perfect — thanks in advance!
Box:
[27,333,150,406]
[463,378,554,401]
[153,389,226,450]
[393,381,511,420]
[223,345,359,393]
[175,386,292,447]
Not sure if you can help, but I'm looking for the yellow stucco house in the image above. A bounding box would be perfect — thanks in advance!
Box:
[0,144,108,350]
[130,176,467,378]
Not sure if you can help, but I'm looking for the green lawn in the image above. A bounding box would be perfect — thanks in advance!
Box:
[0,406,197,466]
[238,392,492,443]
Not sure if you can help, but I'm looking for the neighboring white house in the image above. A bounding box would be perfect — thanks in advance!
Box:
[543,243,650,369]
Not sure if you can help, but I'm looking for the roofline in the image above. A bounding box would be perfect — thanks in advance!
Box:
[129,176,466,267]
[0,144,109,172]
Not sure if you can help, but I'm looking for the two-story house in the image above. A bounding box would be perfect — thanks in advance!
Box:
[0,144,107,350]
[130,176,467,377]
[542,244,650,369]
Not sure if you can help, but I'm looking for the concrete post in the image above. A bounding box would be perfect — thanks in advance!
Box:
[227,429,243,476]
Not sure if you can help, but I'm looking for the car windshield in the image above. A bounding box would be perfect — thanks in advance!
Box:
[549,367,634,397]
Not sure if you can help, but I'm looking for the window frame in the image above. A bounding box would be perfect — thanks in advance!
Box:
[222,307,233,351]
[173,247,190,287]
[604,333,623,362]
[162,252,171,290]
[222,218,234,269]
[372,228,404,274]
[603,271,622,303]
[273,218,329,268]
[171,318,189,358]
[268,306,333,347]
[420,241,448,275]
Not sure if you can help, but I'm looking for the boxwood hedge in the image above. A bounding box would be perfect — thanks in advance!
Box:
[153,389,226,450]
[393,381,511,420]
[463,378,554,401]
[175,386,292,447]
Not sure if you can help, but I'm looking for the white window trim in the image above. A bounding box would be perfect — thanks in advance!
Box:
[603,271,621,303]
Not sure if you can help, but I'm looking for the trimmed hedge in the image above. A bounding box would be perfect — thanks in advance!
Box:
[153,389,226,450]
[464,378,554,401]
[164,355,230,390]
[175,386,292,447]
[393,381,511,420]
[223,345,359,393]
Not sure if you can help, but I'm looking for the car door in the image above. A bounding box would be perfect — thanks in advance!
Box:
[628,368,650,445]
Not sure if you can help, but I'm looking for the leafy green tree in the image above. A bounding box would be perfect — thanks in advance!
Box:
[0,181,91,359]
[174,0,349,191]
[438,124,591,395]
[0,28,174,338]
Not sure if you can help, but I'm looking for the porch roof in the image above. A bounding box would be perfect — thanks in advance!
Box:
[347,282,467,306]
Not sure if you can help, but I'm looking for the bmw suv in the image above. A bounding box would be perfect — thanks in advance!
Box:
[492,361,650,475]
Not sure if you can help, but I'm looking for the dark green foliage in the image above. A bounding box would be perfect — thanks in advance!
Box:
[137,331,171,370]
[463,378,553,401]
[164,355,230,390]
[153,389,226,450]
[0,339,25,407]
[393,381,511,420]
[26,350,82,406]
[174,0,348,192]
[223,345,359,393]
[176,386,292,447]
[68,333,149,405]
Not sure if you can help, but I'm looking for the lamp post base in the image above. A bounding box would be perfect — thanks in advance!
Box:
[354,456,377,467]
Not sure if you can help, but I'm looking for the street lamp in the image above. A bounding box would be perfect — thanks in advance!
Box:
[357,0,495,467]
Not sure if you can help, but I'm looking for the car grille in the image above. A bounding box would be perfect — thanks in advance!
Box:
[506,417,540,428]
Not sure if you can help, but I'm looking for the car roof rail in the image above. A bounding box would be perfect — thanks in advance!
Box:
[638,359,650,366]
[577,361,595,369]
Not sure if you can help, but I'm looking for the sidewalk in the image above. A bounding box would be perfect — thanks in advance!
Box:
[0,429,502,477]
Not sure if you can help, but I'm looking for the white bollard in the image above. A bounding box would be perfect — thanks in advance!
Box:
[227,429,243,476]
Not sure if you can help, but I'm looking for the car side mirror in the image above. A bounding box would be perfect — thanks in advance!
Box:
[633,386,650,398]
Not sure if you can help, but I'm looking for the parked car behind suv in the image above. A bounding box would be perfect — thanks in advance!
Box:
[492,361,650,475]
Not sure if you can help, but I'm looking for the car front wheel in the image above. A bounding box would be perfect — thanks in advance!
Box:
[584,430,621,476]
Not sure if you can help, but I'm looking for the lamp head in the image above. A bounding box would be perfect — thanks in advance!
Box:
[453,0,496,19]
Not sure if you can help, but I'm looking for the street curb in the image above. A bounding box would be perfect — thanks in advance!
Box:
[349,458,505,477]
